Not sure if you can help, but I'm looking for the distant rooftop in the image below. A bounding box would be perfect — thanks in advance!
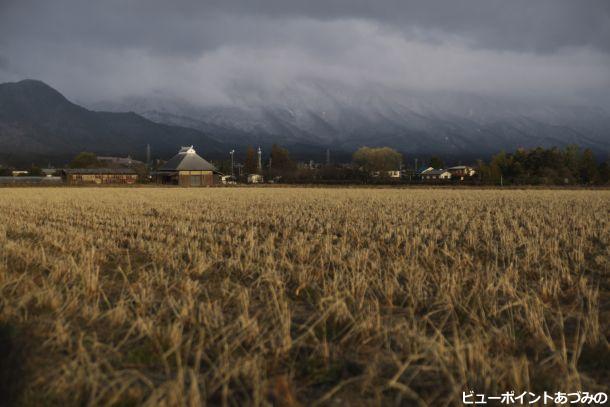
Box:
[424,169,451,175]
[447,165,472,170]
[62,168,137,174]
[179,146,196,154]
[418,166,435,174]
[157,146,217,172]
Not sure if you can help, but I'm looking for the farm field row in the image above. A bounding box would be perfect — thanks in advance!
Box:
[0,188,608,405]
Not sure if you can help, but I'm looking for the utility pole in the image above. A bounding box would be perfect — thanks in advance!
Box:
[229,149,235,176]
[326,148,331,166]
[146,144,151,168]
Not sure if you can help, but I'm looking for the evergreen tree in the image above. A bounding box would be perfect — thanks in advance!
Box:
[579,149,599,184]
[269,144,296,173]
[69,152,100,168]
[29,165,43,176]
[598,161,610,184]
[489,151,507,184]
[244,146,258,174]
[428,156,444,169]
[563,144,581,181]
[353,147,402,172]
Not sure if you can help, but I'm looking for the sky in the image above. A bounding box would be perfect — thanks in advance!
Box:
[1,0,609,108]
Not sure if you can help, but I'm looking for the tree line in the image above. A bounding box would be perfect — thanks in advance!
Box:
[477,146,609,185]
[3,145,608,185]
[236,144,610,185]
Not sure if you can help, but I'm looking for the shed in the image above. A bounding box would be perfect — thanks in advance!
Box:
[62,168,138,185]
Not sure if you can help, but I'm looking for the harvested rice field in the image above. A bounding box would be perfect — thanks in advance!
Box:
[0,187,608,406]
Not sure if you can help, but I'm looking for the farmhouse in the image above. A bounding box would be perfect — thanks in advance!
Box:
[247,174,264,184]
[154,146,218,186]
[421,169,452,181]
[62,168,138,185]
[42,168,58,177]
[371,170,401,178]
[220,175,237,185]
[447,165,476,180]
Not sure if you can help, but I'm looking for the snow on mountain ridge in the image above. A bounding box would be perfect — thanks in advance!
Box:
[88,83,610,155]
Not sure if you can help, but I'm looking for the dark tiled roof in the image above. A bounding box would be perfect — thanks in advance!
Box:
[158,147,217,172]
[62,168,137,174]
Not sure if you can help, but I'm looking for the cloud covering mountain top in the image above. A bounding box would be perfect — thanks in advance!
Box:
[1,0,609,109]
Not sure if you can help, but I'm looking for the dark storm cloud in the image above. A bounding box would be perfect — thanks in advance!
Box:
[0,55,9,71]
[3,0,609,54]
[194,0,610,53]
[0,0,609,106]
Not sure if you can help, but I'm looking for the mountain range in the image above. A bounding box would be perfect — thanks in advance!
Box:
[0,80,224,166]
[1,79,609,166]
[91,80,610,160]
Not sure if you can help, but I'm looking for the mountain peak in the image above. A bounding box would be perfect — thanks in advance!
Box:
[16,78,51,86]
[0,78,70,106]
[5,78,61,92]
[0,78,226,165]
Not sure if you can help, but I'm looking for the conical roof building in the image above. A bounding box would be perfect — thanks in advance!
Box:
[155,146,218,186]
[159,146,216,171]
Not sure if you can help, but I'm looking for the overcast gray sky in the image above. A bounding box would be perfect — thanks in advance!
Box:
[1,0,609,107]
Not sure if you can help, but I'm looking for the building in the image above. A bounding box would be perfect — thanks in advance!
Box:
[11,170,29,176]
[154,146,218,186]
[220,175,237,184]
[247,174,264,184]
[62,168,138,185]
[421,169,452,181]
[447,165,476,180]
[371,170,401,178]
[297,161,322,170]
[401,168,417,180]
[42,168,58,177]
[386,170,401,178]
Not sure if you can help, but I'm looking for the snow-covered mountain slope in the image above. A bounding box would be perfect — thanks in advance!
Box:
[90,82,610,156]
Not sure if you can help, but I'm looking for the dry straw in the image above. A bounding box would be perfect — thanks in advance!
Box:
[0,187,608,405]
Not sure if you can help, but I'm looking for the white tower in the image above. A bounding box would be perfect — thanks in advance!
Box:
[257,146,262,172]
